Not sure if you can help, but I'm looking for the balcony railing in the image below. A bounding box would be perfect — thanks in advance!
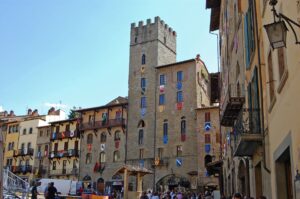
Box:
[233,108,263,157]
[49,149,80,159]
[79,118,126,131]
[13,148,34,157]
[50,130,80,141]
[220,84,245,127]
[49,168,79,176]
[33,166,48,175]
[11,165,33,174]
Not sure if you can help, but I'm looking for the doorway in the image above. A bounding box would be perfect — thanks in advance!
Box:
[255,162,262,198]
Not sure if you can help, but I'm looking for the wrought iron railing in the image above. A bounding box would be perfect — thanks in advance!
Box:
[13,148,34,157]
[50,130,80,141]
[49,149,80,159]
[80,118,126,130]
[221,84,245,114]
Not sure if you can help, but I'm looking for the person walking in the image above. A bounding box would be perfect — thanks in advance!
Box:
[233,193,242,199]
[31,181,39,199]
[47,182,58,199]
[44,183,51,199]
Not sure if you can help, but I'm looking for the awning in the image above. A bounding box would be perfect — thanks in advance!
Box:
[114,165,153,177]
[206,160,223,175]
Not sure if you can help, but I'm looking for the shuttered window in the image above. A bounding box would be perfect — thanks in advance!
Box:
[244,0,255,69]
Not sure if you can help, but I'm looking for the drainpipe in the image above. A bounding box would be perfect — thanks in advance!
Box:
[253,0,271,174]
[153,69,158,191]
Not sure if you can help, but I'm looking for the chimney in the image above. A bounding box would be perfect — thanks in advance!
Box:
[48,107,55,115]
[9,110,15,117]
[27,109,32,115]
[32,109,39,116]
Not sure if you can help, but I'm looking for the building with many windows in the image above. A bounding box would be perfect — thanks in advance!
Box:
[77,96,127,190]
[127,17,218,191]
[49,118,80,180]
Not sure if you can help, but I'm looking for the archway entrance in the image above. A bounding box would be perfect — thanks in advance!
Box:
[156,174,190,192]
[238,160,247,196]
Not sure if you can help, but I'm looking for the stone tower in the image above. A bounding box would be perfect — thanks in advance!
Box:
[127,16,177,188]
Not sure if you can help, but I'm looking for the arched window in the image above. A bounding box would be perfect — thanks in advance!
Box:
[21,143,25,150]
[113,151,120,162]
[181,117,186,135]
[86,153,92,164]
[142,54,146,65]
[23,129,26,135]
[138,129,144,145]
[137,120,145,128]
[100,132,106,143]
[11,142,14,150]
[87,134,93,144]
[8,143,11,151]
[163,119,168,137]
[27,142,31,149]
[29,127,33,134]
[114,131,121,141]
[99,152,106,163]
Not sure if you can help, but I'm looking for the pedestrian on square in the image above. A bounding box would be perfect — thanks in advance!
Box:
[147,190,152,199]
[140,191,149,199]
[151,192,160,199]
[257,196,266,199]
[47,182,58,199]
[31,181,40,199]
[233,193,242,199]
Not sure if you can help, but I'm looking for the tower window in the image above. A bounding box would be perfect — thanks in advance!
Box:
[163,120,168,137]
[176,145,183,157]
[141,78,146,90]
[159,94,165,105]
[160,74,166,85]
[177,91,183,103]
[177,71,183,82]
[138,129,144,145]
[181,117,186,135]
[113,151,120,162]
[135,37,137,43]
[141,97,147,108]
[142,54,146,65]
[139,149,144,159]
[29,128,33,134]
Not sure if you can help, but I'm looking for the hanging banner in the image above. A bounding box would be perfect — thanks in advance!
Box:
[204,122,211,131]
[177,82,182,90]
[141,108,146,117]
[163,135,168,144]
[181,134,186,142]
[100,144,105,151]
[176,158,182,167]
[205,144,211,153]
[158,105,165,113]
[159,85,165,92]
[177,102,183,110]
[70,131,75,137]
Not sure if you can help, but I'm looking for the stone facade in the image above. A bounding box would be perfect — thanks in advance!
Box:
[127,17,214,191]
[77,97,127,190]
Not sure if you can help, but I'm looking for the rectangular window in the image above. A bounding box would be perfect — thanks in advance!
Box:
[39,130,43,137]
[268,52,275,102]
[158,148,163,159]
[277,47,286,80]
[65,124,70,132]
[52,161,56,170]
[55,126,60,133]
[139,149,144,159]
[176,145,183,157]
[163,122,168,137]
[141,78,146,89]
[177,71,183,82]
[159,94,165,105]
[205,134,211,144]
[160,74,166,85]
[141,97,146,108]
[205,112,211,122]
[177,91,183,103]
[244,0,255,69]
[64,142,68,151]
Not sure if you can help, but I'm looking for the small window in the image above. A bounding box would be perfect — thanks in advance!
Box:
[141,78,146,89]
[163,120,168,137]
[7,143,11,151]
[176,146,183,157]
[205,134,211,144]
[139,149,144,159]
[205,112,211,122]
[66,124,70,132]
[142,54,146,65]
[141,97,147,108]
[113,151,120,162]
[46,129,49,137]
[158,148,163,159]
[100,132,106,143]
[177,91,183,103]
[52,161,56,170]
[181,117,186,135]
[39,130,43,137]
[177,71,183,82]
[138,120,145,128]
[23,129,27,135]
[29,128,33,134]
[21,143,25,150]
[87,134,93,144]
[99,152,106,163]
[164,36,167,44]
[159,94,165,105]
[27,142,31,149]
[55,126,60,133]
[138,129,144,145]
[11,142,14,150]
[88,115,95,124]
[160,74,166,85]
[115,131,121,141]
[135,37,137,43]
[86,153,92,164]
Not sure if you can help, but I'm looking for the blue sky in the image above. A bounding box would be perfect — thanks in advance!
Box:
[0,0,218,115]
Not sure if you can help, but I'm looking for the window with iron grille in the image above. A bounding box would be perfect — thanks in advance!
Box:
[160,74,166,85]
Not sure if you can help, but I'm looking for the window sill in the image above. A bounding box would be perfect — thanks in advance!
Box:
[277,70,289,94]
[268,97,277,113]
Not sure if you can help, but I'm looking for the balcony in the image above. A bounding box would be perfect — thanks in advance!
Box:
[12,165,33,174]
[233,108,263,157]
[221,84,245,126]
[50,130,80,141]
[49,168,79,176]
[79,118,126,131]
[13,148,34,157]
[49,149,80,159]
[34,166,48,176]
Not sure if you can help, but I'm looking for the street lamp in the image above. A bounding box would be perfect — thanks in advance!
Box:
[264,0,300,49]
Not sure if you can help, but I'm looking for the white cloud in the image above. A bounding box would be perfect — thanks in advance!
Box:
[44,102,68,109]
[0,106,3,112]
